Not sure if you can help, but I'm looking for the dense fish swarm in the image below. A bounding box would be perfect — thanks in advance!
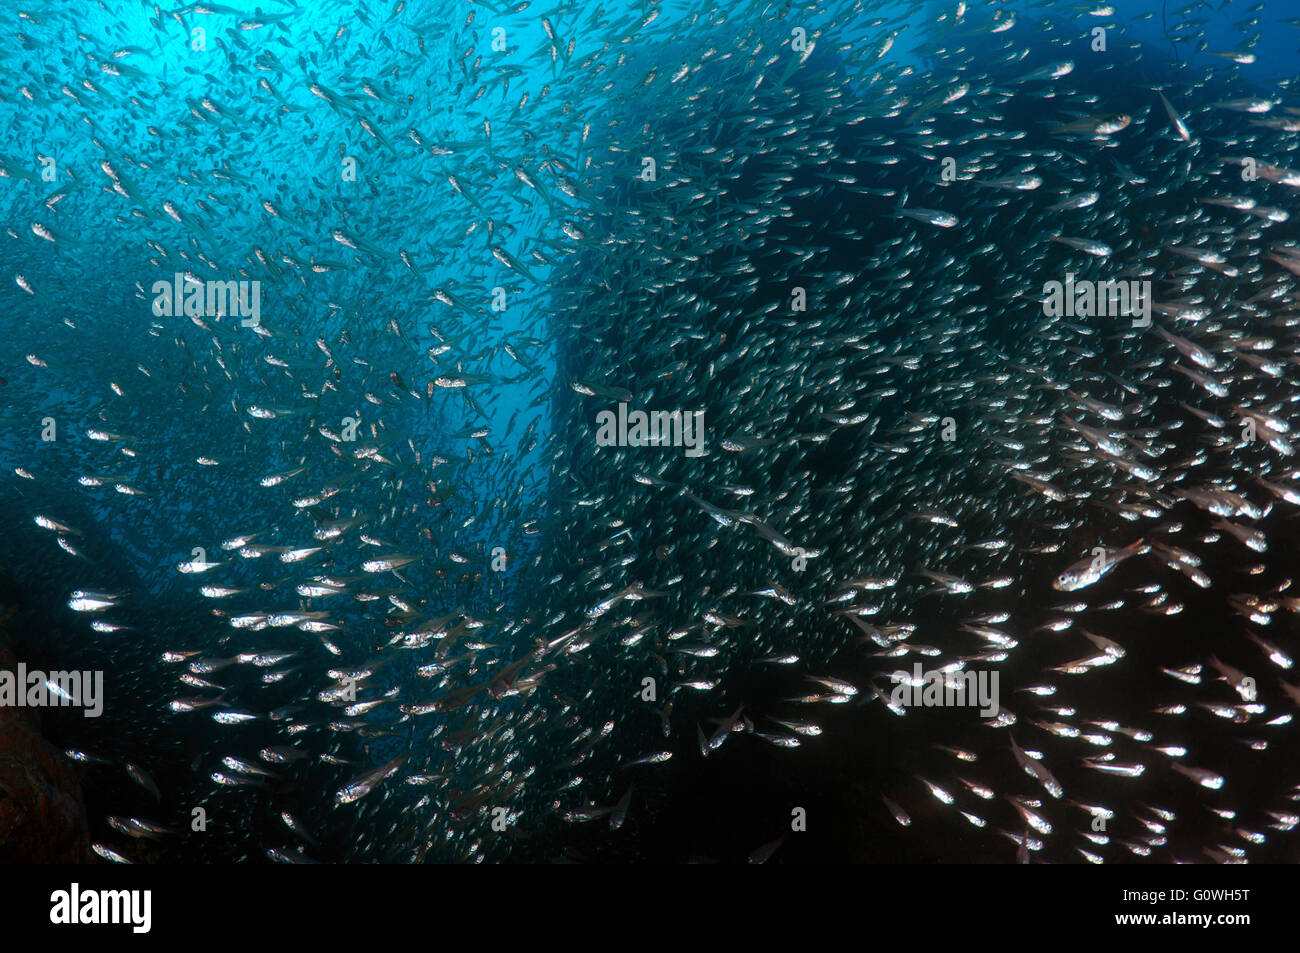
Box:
[2,0,1300,863]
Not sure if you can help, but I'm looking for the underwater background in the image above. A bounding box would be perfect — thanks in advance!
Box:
[3,0,1300,863]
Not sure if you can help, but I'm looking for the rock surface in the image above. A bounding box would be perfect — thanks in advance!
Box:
[0,583,92,863]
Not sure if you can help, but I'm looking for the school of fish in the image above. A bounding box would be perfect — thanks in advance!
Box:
[2,0,1300,863]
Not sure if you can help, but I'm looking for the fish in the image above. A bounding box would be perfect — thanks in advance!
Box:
[336,755,409,805]
[1053,539,1151,592]
[1156,89,1191,142]
[125,763,161,801]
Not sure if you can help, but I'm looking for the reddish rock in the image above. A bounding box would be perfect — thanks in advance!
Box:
[0,606,92,863]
